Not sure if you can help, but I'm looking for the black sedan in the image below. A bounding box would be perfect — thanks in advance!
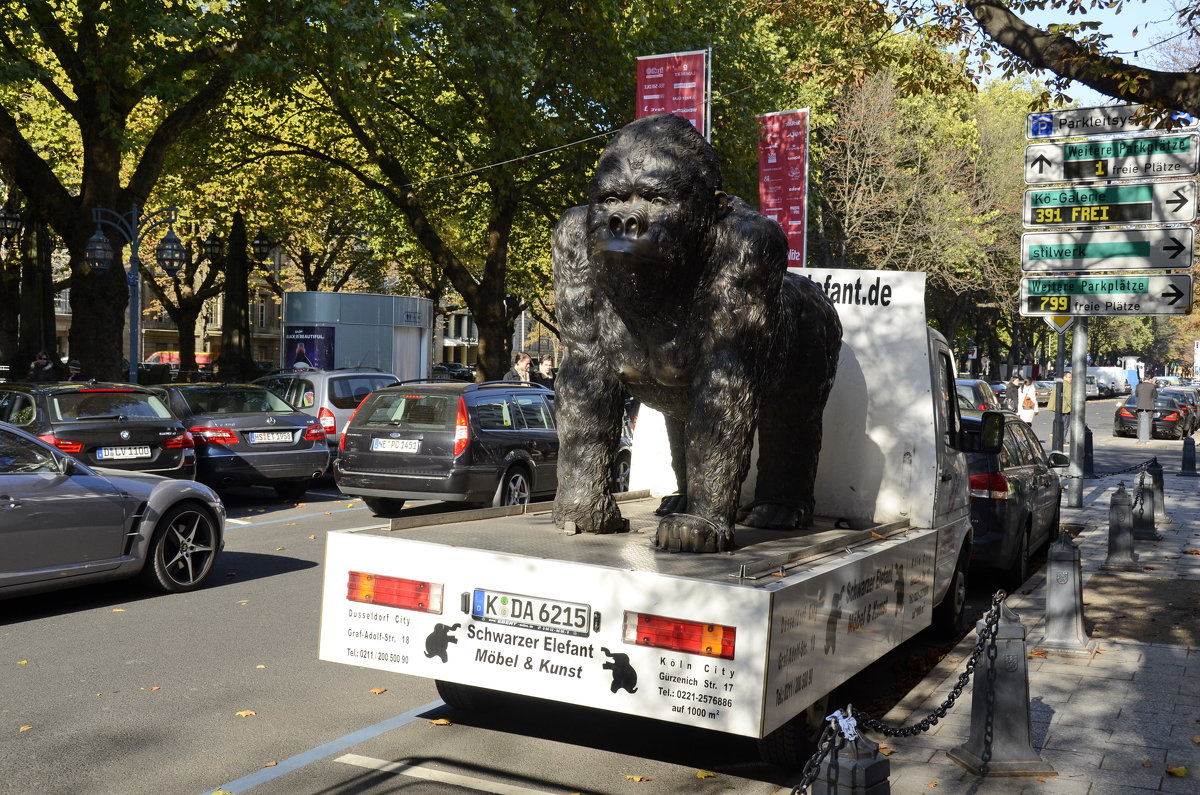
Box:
[0,382,195,478]
[1113,394,1188,439]
[153,384,330,499]
[0,422,225,599]
[962,411,1068,588]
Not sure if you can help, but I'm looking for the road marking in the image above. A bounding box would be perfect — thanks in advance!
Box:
[226,518,251,525]
[204,699,445,794]
[336,753,569,794]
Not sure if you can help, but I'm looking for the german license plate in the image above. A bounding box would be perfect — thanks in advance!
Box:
[97,445,151,460]
[470,588,592,637]
[371,438,419,453]
[249,431,292,444]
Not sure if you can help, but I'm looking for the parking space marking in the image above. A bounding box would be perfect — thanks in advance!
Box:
[204,699,445,794]
[336,753,570,794]
[226,518,251,525]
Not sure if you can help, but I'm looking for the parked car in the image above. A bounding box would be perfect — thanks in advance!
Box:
[334,379,630,516]
[0,422,225,599]
[989,382,1007,401]
[0,382,195,478]
[1034,381,1053,406]
[151,384,330,499]
[955,379,1001,411]
[254,367,400,454]
[1160,387,1200,435]
[961,411,1068,587]
[1113,393,1188,439]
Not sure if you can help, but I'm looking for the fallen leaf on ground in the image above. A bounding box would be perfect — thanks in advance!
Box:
[256,665,267,670]
[1186,549,1200,556]
[1192,736,1200,744]
[869,531,886,540]
[1028,648,1048,658]
[428,718,453,726]
[1166,765,1188,777]
[927,782,937,788]
[112,608,126,613]
[624,775,651,782]
[19,725,32,732]
[696,770,715,778]
[308,535,316,540]
[369,688,387,695]
[150,686,160,691]
[324,511,332,515]
[235,710,257,718]
[17,660,26,665]
[275,547,285,551]
[878,743,895,756]
[1142,760,1153,768]
[347,503,355,508]
[263,762,277,768]
[285,522,297,526]
[237,600,249,606]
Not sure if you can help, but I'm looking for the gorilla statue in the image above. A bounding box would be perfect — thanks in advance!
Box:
[551,113,841,553]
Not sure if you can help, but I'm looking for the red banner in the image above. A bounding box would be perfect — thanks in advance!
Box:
[757,109,809,267]
[636,50,709,138]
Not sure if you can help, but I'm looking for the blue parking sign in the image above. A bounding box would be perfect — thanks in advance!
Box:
[1029,113,1053,138]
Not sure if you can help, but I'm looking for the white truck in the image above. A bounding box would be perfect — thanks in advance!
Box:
[317,269,998,765]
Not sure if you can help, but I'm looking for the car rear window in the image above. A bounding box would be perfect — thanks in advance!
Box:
[52,391,173,422]
[356,392,456,430]
[329,375,399,410]
[178,387,294,414]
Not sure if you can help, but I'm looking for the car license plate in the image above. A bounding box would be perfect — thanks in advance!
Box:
[469,588,592,637]
[371,438,420,453]
[249,431,292,444]
[97,445,152,460]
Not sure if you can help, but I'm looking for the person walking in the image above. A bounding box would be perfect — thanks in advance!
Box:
[504,352,532,382]
[531,356,555,389]
[28,352,57,382]
[1004,375,1022,412]
[1017,377,1039,424]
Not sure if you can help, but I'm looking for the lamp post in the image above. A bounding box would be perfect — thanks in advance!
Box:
[0,204,20,242]
[84,204,186,383]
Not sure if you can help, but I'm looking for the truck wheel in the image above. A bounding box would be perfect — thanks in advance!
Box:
[435,679,505,712]
[757,692,835,769]
[493,466,531,507]
[363,496,407,517]
[932,543,969,638]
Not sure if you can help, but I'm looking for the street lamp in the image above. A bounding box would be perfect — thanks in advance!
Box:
[251,228,271,262]
[84,203,183,383]
[0,204,20,240]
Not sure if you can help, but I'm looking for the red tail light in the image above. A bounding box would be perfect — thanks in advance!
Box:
[977,402,987,410]
[190,426,237,445]
[1119,408,1136,418]
[1163,412,1180,422]
[453,396,469,457]
[303,423,326,441]
[38,434,83,454]
[164,431,195,449]
[346,571,443,614]
[318,406,337,435]
[339,396,370,451]
[623,612,736,659]
[969,471,1010,500]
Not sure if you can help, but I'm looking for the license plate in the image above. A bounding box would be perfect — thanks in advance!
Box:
[249,431,292,444]
[97,445,152,460]
[371,438,420,453]
[470,588,592,637]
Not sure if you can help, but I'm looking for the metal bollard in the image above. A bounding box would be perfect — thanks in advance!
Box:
[1182,437,1197,477]
[1101,482,1140,571]
[1132,472,1160,541]
[947,604,1056,777]
[1147,457,1172,524]
[1038,534,1095,657]
[1083,425,1095,477]
[1137,410,1152,444]
[812,732,891,794]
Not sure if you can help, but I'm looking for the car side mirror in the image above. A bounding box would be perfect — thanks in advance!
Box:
[960,410,1004,455]
[1047,451,1070,468]
[59,456,78,476]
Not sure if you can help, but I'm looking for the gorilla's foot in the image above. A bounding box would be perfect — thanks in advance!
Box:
[653,513,734,553]
[737,501,811,530]
[553,495,627,534]
[654,493,688,516]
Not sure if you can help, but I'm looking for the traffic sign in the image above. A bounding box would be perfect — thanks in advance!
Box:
[1020,274,1193,317]
[1024,180,1196,228]
[1043,315,1076,333]
[1027,104,1199,141]
[1021,228,1194,272]
[1024,133,1198,184]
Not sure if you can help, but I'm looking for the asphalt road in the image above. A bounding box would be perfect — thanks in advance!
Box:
[2,402,1185,795]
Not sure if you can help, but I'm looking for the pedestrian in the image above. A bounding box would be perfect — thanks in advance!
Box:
[28,351,57,381]
[1058,372,1072,416]
[1017,377,1039,424]
[67,359,89,382]
[531,356,555,389]
[1004,375,1022,412]
[504,351,532,382]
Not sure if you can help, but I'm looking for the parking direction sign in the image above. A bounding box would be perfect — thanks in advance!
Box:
[1020,273,1193,317]
[1024,180,1196,228]
[1021,228,1194,272]
[1027,105,1199,140]
[1024,133,1198,184]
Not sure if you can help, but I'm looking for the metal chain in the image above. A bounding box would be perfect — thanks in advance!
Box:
[1060,458,1156,481]
[791,719,845,794]
[1132,467,1147,512]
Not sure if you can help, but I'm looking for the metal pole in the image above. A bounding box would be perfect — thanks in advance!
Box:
[1068,317,1088,508]
[1051,332,1065,452]
[128,252,140,383]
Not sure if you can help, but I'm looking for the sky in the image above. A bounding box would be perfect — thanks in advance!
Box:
[1019,0,1187,107]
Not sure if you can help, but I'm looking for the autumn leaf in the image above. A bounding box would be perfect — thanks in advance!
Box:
[696,770,715,779]
[256,665,267,670]
[869,531,886,540]
[1142,760,1153,768]
[927,782,937,788]
[1028,648,1048,658]
[324,511,332,515]
[19,725,32,733]
[237,600,249,606]
[112,608,126,613]
[285,522,297,526]
[17,660,27,665]
[369,688,387,695]
[308,535,316,540]
[263,762,277,768]
[878,743,895,756]
[1166,765,1188,777]
[429,718,453,726]
[347,503,355,508]
[235,710,257,717]
[150,686,161,691]
[275,547,286,551]
[1192,736,1200,744]
[624,775,652,782]
[1185,549,1200,556]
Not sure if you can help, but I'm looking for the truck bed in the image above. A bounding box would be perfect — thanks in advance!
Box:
[369,492,907,584]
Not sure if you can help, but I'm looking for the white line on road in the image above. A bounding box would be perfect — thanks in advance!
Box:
[336,753,571,794]
[226,518,251,525]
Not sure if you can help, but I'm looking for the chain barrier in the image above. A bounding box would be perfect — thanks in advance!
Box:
[1060,458,1155,481]
[1132,467,1147,513]
[789,590,1008,794]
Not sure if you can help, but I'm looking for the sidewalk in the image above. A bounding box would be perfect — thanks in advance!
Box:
[868,472,1200,794]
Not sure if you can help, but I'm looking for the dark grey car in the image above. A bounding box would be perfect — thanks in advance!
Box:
[0,422,225,599]
[152,384,330,499]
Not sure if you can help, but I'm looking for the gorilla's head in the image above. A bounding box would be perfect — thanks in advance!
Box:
[586,115,727,287]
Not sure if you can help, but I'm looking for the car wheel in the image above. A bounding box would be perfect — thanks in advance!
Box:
[139,503,220,594]
[1007,524,1032,590]
[273,480,309,500]
[933,542,969,638]
[610,452,631,493]
[493,466,531,507]
[363,496,407,517]
[1047,504,1061,545]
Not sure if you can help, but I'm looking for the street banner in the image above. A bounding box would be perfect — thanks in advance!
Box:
[758,108,809,267]
[636,49,709,139]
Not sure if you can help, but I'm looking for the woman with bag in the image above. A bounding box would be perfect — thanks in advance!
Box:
[1017,378,1039,424]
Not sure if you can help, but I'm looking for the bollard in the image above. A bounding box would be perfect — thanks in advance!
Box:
[947,604,1056,777]
[1137,410,1152,444]
[1101,482,1140,571]
[812,731,891,794]
[1132,471,1160,541]
[1038,534,1096,657]
[1083,425,1095,477]
[1182,437,1197,477]
[1147,457,1172,524]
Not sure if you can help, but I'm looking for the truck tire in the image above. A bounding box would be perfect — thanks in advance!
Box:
[932,542,969,638]
[435,679,506,712]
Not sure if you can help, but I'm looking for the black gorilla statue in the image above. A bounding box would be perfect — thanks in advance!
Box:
[551,113,841,553]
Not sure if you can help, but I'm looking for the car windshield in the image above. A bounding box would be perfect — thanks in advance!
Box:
[51,390,173,421]
[178,387,294,414]
[357,392,456,430]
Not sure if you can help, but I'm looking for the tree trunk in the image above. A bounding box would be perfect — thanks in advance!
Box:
[218,214,253,382]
